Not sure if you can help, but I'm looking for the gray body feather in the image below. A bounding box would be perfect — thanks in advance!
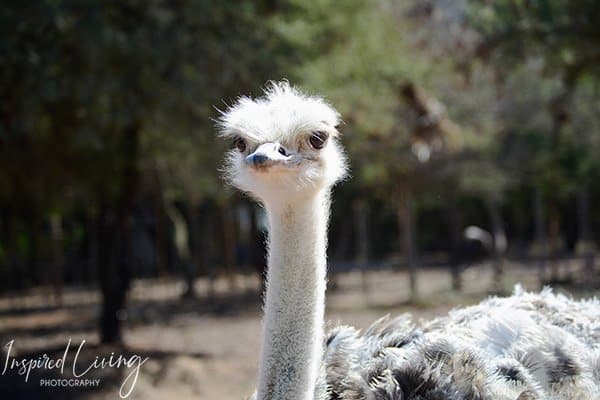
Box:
[317,287,600,400]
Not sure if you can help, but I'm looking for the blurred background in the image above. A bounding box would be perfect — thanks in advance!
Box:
[1,0,599,398]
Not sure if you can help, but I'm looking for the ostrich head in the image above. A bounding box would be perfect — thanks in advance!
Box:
[218,81,347,204]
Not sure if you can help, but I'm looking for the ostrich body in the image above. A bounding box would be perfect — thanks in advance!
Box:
[218,82,600,400]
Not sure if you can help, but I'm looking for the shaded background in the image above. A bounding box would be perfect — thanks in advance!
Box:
[1,0,599,398]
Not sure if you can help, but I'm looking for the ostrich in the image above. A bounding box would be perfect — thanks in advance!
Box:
[217,82,600,400]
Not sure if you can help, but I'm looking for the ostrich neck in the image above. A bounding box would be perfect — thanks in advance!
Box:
[257,190,330,400]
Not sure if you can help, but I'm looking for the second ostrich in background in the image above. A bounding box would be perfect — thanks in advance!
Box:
[218,81,600,400]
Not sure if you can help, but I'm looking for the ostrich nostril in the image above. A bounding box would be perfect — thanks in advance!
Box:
[250,154,269,166]
[277,146,287,156]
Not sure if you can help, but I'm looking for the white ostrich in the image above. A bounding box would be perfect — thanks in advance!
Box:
[217,81,600,400]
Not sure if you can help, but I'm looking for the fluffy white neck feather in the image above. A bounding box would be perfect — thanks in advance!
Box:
[256,189,330,400]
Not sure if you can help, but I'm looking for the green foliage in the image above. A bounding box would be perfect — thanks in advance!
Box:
[1,0,600,264]
[470,0,600,203]
[0,0,293,211]
[272,0,461,198]
[472,0,600,83]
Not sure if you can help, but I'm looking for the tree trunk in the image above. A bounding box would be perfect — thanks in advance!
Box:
[487,198,506,293]
[533,185,547,287]
[329,210,352,292]
[249,204,266,294]
[202,203,217,301]
[49,213,64,307]
[548,214,561,282]
[182,206,195,298]
[153,194,167,277]
[353,198,370,297]
[219,201,238,291]
[576,185,595,280]
[398,192,418,301]
[448,197,462,291]
[165,202,195,299]
[27,207,42,288]
[187,202,202,298]
[98,205,132,344]
[98,122,139,344]
[576,185,591,244]
[84,209,98,285]
[3,208,19,297]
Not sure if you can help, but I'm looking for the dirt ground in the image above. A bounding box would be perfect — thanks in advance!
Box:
[0,261,596,400]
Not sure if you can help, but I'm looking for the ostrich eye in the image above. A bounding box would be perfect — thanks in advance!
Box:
[233,137,247,152]
[309,131,328,149]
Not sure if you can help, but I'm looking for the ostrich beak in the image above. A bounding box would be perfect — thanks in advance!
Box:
[246,142,291,169]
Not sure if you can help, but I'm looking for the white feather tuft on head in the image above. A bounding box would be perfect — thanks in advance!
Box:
[217,80,341,143]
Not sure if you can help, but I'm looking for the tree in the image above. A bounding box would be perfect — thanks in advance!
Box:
[470,0,600,282]
[273,0,477,299]
[0,0,295,343]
